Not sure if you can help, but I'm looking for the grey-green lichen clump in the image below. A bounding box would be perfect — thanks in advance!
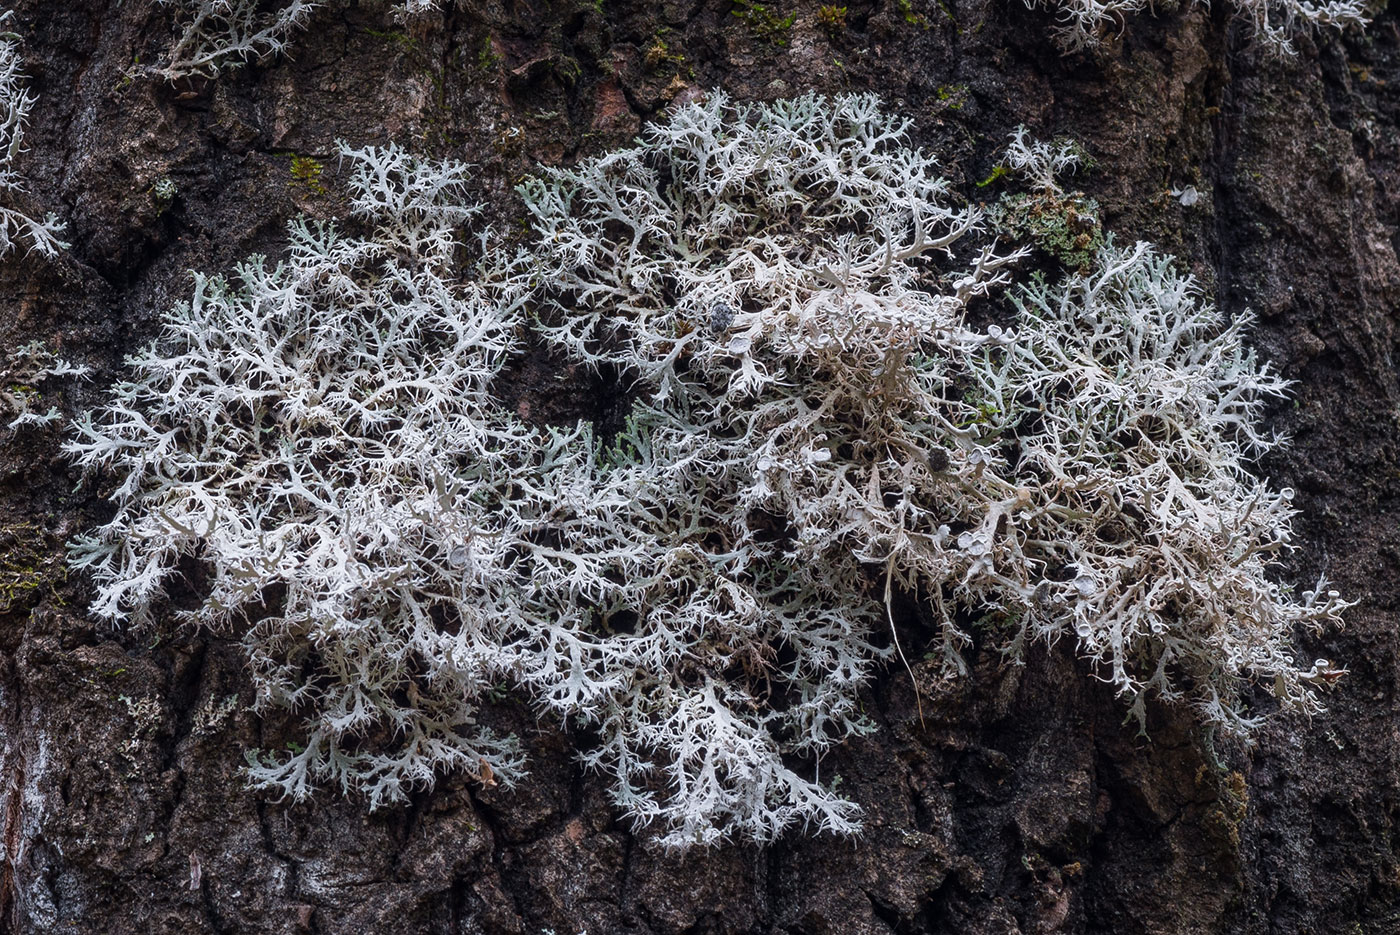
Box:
[987,129,1104,270]
[66,94,1347,849]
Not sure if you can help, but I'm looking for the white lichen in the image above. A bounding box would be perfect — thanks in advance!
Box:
[67,95,1347,848]
[1025,0,1366,53]
[157,0,320,79]
[68,142,530,806]
[1003,126,1084,196]
[2,341,89,431]
[0,9,66,258]
[156,0,451,80]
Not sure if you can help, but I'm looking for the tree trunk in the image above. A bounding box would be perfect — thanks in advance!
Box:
[1,1,1397,932]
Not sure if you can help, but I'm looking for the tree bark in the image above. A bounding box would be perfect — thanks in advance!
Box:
[2,1,1398,932]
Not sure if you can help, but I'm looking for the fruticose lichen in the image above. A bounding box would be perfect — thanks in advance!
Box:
[2,341,89,431]
[0,8,66,258]
[67,94,1347,848]
[1026,0,1365,53]
[154,0,448,79]
[150,0,1367,80]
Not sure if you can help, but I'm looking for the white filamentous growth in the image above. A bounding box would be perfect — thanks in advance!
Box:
[0,9,66,258]
[157,0,320,79]
[152,0,1367,78]
[67,96,1347,849]
[1026,0,1366,53]
[2,341,89,430]
[156,0,450,79]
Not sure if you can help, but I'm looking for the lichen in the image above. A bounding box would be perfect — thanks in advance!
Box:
[989,190,1104,270]
[68,95,1348,849]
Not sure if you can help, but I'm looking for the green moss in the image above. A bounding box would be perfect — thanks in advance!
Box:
[895,0,930,28]
[362,27,420,52]
[645,30,689,73]
[113,54,139,93]
[477,35,502,71]
[0,522,62,614]
[554,55,583,87]
[817,4,848,37]
[5,383,37,406]
[288,155,327,195]
[976,164,1010,188]
[731,0,797,45]
[956,389,1005,429]
[934,84,968,110]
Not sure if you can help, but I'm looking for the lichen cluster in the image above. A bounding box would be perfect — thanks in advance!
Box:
[1025,0,1364,52]
[68,94,1346,847]
[149,0,1367,83]
[2,341,88,432]
[155,0,441,79]
[0,9,65,258]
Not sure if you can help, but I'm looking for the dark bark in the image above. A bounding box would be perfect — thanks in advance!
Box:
[2,0,1398,932]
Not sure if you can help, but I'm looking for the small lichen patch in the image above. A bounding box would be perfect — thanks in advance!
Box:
[1,341,90,433]
[989,190,1104,270]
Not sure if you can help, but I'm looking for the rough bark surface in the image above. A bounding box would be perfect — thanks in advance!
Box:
[1,1,1398,933]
